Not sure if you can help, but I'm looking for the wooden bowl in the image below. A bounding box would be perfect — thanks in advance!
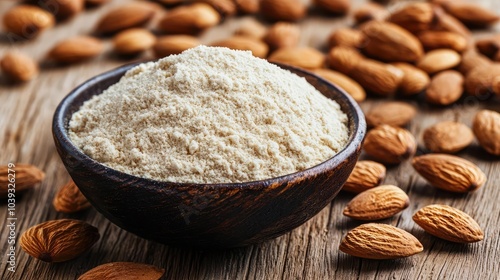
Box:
[52,63,366,248]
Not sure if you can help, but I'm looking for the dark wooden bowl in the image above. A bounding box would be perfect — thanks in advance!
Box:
[52,62,366,248]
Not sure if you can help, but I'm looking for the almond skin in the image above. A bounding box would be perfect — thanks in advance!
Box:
[417,49,461,75]
[473,110,500,156]
[234,19,267,39]
[311,69,366,102]
[268,47,325,69]
[343,160,386,193]
[363,125,416,164]
[423,121,473,153]
[78,262,165,280]
[112,28,156,55]
[211,36,269,58]
[425,70,463,105]
[418,31,467,53]
[3,5,55,38]
[0,164,45,197]
[458,49,491,76]
[95,2,156,34]
[476,35,500,58]
[327,28,363,49]
[353,2,388,24]
[343,185,409,221]
[260,0,306,22]
[393,62,430,96]
[348,60,404,96]
[235,0,260,14]
[413,204,484,243]
[0,51,39,83]
[198,0,237,17]
[48,0,85,19]
[264,22,300,50]
[327,46,364,74]
[442,2,499,27]
[153,35,201,58]
[465,64,500,97]
[432,8,471,39]
[158,3,220,34]
[339,223,423,259]
[360,21,423,63]
[389,2,435,34]
[85,0,110,6]
[48,36,104,63]
[20,219,99,262]
[412,154,486,193]
[53,180,91,213]
[313,0,350,15]
[365,101,417,128]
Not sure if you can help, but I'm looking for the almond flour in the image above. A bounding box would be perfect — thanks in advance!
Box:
[69,46,348,183]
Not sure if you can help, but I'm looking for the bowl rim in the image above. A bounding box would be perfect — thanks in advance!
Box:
[52,62,366,190]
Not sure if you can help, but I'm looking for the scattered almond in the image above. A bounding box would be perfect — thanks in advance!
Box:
[417,49,461,74]
[412,154,486,193]
[234,19,267,39]
[458,49,491,75]
[53,180,91,213]
[432,8,471,39]
[95,2,156,34]
[3,5,55,38]
[442,2,499,27]
[50,0,85,19]
[312,68,365,102]
[158,3,220,34]
[473,110,500,156]
[260,0,306,22]
[423,121,473,153]
[85,0,110,6]
[413,204,484,243]
[1,51,39,83]
[211,36,269,58]
[153,35,201,58]
[389,2,434,34]
[363,125,416,164]
[20,219,99,262]
[113,28,156,55]
[393,62,430,96]
[235,0,260,14]
[313,0,350,15]
[348,59,404,96]
[48,36,104,63]
[78,262,165,280]
[327,28,363,49]
[464,64,500,96]
[426,70,464,105]
[197,0,237,17]
[352,2,388,24]
[343,160,386,193]
[327,46,364,74]
[264,22,300,50]
[268,47,325,69]
[418,31,467,53]
[475,35,500,58]
[339,223,423,259]
[365,101,416,128]
[0,164,45,197]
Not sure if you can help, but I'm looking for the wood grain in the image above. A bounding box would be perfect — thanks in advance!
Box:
[1,0,500,279]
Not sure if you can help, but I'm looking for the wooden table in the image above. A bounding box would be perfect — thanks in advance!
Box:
[1,0,499,279]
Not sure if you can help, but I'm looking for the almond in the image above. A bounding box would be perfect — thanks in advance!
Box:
[425,70,463,105]
[458,49,491,75]
[79,262,165,280]
[313,0,350,15]
[158,3,220,34]
[363,125,416,164]
[3,5,55,39]
[0,164,44,197]
[85,0,110,6]
[327,46,364,74]
[464,64,500,97]
[211,36,269,58]
[112,28,156,55]
[393,62,430,96]
[389,2,435,34]
[48,36,104,63]
[413,204,483,243]
[259,0,306,22]
[442,2,499,27]
[423,121,473,153]
[312,68,366,102]
[264,22,300,50]
[412,154,486,193]
[339,223,423,259]
[197,0,236,17]
[153,35,201,58]
[352,2,388,24]
[418,31,467,53]
[365,101,416,128]
[417,49,461,74]
[268,47,325,69]
[48,0,85,19]
[348,59,404,96]
[327,28,363,49]
[234,19,267,39]
[343,185,409,221]
[360,21,423,63]
[432,8,471,39]
[1,51,39,82]
[20,219,99,262]
[53,180,91,213]
[95,2,156,34]
[343,160,386,193]
[473,110,500,156]
[235,0,260,14]
[475,35,500,58]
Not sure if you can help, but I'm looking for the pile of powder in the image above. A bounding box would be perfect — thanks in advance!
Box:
[69,46,349,183]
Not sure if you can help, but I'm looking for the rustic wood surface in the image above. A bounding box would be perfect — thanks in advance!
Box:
[1,0,499,279]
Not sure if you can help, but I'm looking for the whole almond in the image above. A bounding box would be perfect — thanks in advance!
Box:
[353,2,388,24]
[78,262,165,280]
[418,31,467,53]
[95,2,156,34]
[389,2,434,34]
[49,0,85,19]
[363,125,416,164]
[417,49,461,74]
[20,219,99,262]
[458,49,491,75]
[426,70,463,105]
[53,180,91,213]
[343,160,386,193]
[464,64,500,97]
[260,0,306,22]
[412,154,486,193]
[343,185,409,221]
[234,19,267,39]
[473,110,500,156]
[211,36,269,58]
[432,8,471,39]
[360,21,423,62]
[1,51,39,83]
[85,0,110,6]
[393,62,430,96]
[312,68,366,102]
[235,0,260,14]
[264,22,300,50]
[0,164,44,197]
[365,101,416,128]
[413,204,483,243]
[268,47,325,69]
[327,46,364,74]
[327,28,363,49]
[48,36,104,63]
[113,28,156,55]
[158,3,220,34]
[476,35,500,58]
[442,2,499,27]
[313,0,350,15]
[339,223,423,259]
[3,5,55,38]
[153,35,201,58]
[423,121,473,153]
[348,60,404,96]
[197,0,237,17]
